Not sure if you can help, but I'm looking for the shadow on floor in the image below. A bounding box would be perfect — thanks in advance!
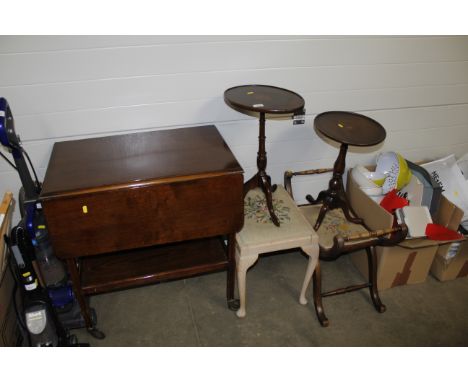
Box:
[72,251,468,346]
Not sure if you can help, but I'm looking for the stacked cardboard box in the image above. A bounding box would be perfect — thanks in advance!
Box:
[429,197,467,281]
[431,240,468,281]
[347,172,465,290]
[0,192,20,347]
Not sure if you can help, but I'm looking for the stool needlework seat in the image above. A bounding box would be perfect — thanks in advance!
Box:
[235,185,319,318]
[284,170,407,327]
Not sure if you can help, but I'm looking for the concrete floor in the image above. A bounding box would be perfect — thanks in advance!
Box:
[72,251,468,346]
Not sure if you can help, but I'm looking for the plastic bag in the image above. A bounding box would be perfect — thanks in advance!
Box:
[421,154,468,229]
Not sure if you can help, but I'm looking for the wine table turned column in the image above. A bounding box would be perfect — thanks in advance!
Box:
[224,84,305,226]
[308,111,386,230]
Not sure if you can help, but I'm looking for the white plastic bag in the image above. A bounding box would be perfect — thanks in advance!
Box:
[457,153,468,181]
[421,154,468,229]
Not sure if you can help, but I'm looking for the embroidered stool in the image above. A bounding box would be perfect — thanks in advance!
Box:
[235,185,319,318]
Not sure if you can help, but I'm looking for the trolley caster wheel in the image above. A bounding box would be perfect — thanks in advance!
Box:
[68,334,78,345]
[87,327,106,340]
[376,304,387,313]
[228,299,240,311]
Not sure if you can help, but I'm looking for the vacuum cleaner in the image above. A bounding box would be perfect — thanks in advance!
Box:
[1,97,95,345]
[4,227,80,346]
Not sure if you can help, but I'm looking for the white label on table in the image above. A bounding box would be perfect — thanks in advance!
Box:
[293,114,305,125]
[253,104,264,108]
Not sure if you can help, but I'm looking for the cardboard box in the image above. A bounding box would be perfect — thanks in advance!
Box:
[429,185,467,281]
[0,265,21,346]
[430,239,468,281]
[350,240,439,290]
[0,192,14,276]
[0,192,21,347]
[347,171,464,290]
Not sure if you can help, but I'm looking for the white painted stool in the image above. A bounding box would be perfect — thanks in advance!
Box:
[235,185,319,318]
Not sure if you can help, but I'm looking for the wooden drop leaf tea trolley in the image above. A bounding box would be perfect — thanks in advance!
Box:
[39,126,244,338]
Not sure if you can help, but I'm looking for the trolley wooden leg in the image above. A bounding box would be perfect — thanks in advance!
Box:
[66,258,106,339]
[226,233,239,311]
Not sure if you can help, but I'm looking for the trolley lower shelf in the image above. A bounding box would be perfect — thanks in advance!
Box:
[80,237,228,295]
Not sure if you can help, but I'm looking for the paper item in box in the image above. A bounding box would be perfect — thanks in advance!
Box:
[398,174,423,206]
[395,206,432,238]
[457,153,468,180]
[421,154,468,229]
[431,240,468,281]
[407,160,442,215]
[457,155,468,195]
[444,241,462,262]
[350,166,384,204]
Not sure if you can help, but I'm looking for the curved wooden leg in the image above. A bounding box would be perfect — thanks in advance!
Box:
[313,201,331,231]
[306,190,327,205]
[337,194,364,225]
[259,174,280,226]
[266,175,277,193]
[66,258,106,339]
[312,262,329,327]
[299,244,319,305]
[243,173,260,196]
[235,250,259,318]
[366,247,386,313]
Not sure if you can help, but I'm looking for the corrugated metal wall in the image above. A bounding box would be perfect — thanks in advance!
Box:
[1,35,468,222]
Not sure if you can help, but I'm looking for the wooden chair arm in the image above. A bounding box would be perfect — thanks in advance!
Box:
[341,226,404,242]
[284,168,333,200]
[322,224,408,260]
[284,167,408,261]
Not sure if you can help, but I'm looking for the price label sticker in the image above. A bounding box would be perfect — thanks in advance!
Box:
[293,112,306,125]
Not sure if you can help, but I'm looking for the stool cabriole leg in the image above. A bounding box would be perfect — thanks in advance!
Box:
[235,249,259,318]
[299,244,319,305]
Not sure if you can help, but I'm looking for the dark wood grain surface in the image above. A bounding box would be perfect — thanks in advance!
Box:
[40,125,244,258]
[41,125,243,199]
[43,173,243,258]
[224,84,305,115]
[314,111,386,147]
[81,237,228,295]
